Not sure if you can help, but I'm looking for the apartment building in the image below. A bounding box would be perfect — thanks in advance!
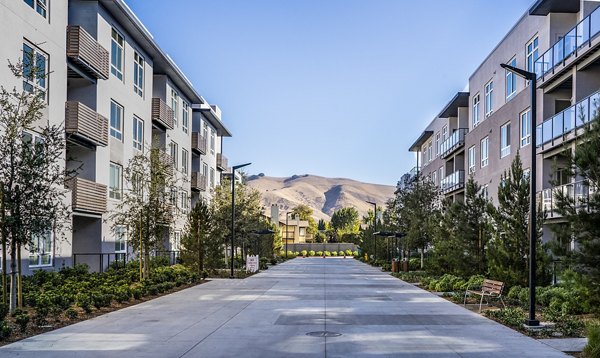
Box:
[408,0,600,246]
[0,0,232,274]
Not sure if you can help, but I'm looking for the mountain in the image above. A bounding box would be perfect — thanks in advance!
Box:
[246,174,396,222]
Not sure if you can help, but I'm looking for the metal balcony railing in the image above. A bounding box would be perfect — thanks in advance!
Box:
[66,177,107,215]
[65,101,108,146]
[66,26,109,80]
[539,180,596,218]
[152,98,174,130]
[217,153,228,171]
[191,132,207,154]
[440,128,468,158]
[191,172,207,191]
[440,170,465,194]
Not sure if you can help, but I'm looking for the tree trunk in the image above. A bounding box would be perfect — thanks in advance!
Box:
[9,240,17,313]
[0,185,6,305]
[17,243,22,308]
[420,247,424,269]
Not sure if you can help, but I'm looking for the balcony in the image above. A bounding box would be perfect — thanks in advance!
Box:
[66,26,109,80]
[440,128,468,159]
[536,89,600,151]
[191,172,207,191]
[191,132,207,154]
[152,98,174,130]
[440,170,465,194]
[217,153,228,171]
[65,101,109,147]
[539,181,596,219]
[158,151,174,175]
[534,6,600,84]
[66,177,107,215]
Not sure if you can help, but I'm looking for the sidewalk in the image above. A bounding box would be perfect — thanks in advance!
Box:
[0,258,569,357]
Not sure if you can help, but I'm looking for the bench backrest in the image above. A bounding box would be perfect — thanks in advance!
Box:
[482,279,504,295]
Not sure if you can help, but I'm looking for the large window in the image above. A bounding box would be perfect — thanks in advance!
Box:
[506,57,517,100]
[132,116,143,151]
[170,141,178,169]
[500,122,511,158]
[472,93,480,128]
[29,231,52,267]
[110,100,123,140]
[427,141,432,162]
[485,80,494,117]
[520,109,531,147]
[171,89,178,127]
[133,51,144,97]
[22,42,47,97]
[468,146,476,174]
[210,129,216,154]
[24,0,47,18]
[526,36,539,76]
[435,133,440,157]
[202,162,208,178]
[182,149,189,174]
[114,226,126,254]
[111,28,124,80]
[180,192,189,212]
[109,162,122,200]
[182,101,189,134]
[442,125,448,141]
[481,137,489,168]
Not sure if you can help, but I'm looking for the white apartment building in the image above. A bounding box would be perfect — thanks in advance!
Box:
[0,0,232,274]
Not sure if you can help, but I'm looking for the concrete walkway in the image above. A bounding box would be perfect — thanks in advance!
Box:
[0,258,568,357]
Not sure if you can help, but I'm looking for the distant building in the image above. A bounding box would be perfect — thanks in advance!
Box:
[268,205,313,244]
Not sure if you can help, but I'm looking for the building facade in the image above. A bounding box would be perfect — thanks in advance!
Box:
[408,0,600,247]
[0,0,232,274]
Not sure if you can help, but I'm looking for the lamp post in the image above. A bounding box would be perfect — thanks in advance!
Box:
[501,62,539,327]
[374,231,405,269]
[366,201,377,259]
[230,162,251,279]
[251,229,275,261]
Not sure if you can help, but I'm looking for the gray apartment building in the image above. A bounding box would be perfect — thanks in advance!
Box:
[408,0,600,246]
[0,0,232,274]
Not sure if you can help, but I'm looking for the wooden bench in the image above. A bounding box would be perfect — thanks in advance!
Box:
[463,279,506,312]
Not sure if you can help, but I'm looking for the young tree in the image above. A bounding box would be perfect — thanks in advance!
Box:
[291,204,317,237]
[110,147,176,280]
[487,152,549,287]
[330,207,360,242]
[317,218,326,231]
[0,60,70,311]
[181,199,213,276]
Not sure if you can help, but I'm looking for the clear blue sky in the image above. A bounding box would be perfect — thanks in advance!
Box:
[127,0,532,185]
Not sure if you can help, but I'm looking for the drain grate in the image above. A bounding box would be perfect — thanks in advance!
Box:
[306,331,342,337]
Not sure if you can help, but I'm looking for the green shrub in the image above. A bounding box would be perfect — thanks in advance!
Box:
[430,274,464,292]
[462,275,485,291]
[269,258,277,265]
[317,251,323,256]
[484,307,526,329]
[259,257,269,270]
[0,303,8,321]
[345,249,353,256]
[301,250,307,257]
[324,251,331,257]
[286,251,294,258]
[309,250,315,256]
[353,250,359,257]
[338,251,345,256]
[584,322,600,358]
[0,321,11,340]
[66,307,78,320]
[279,250,285,257]
[14,313,30,332]
[408,258,420,271]
[331,251,338,256]
[294,251,300,256]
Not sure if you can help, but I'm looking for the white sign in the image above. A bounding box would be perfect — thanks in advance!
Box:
[246,255,259,273]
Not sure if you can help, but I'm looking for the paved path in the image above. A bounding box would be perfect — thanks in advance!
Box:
[1,258,567,357]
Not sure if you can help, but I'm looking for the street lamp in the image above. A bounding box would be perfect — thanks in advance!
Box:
[501,62,539,327]
[373,231,405,262]
[230,162,251,279]
[251,229,275,262]
[366,201,377,259]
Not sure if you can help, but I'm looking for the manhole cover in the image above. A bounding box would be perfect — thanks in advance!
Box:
[306,331,342,337]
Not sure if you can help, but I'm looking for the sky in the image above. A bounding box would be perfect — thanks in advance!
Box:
[127,0,533,186]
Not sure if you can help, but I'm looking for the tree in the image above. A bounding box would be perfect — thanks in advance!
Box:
[317,219,326,231]
[181,199,213,276]
[330,207,360,242]
[291,204,317,237]
[110,147,176,280]
[487,151,549,287]
[0,59,70,312]
[550,116,600,310]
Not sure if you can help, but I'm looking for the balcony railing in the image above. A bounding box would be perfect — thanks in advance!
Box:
[536,89,600,148]
[191,132,207,154]
[65,101,108,147]
[66,177,107,215]
[152,98,174,130]
[440,170,465,194]
[66,26,109,80]
[539,181,596,218]
[191,172,207,191]
[534,6,600,80]
[217,153,228,171]
[440,128,468,158]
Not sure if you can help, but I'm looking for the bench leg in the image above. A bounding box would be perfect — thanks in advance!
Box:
[463,291,468,306]
[500,296,506,309]
[479,294,485,313]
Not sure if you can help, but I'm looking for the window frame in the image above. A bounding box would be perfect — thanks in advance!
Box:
[171,89,179,127]
[132,115,143,151]
[29,230,53,268]
[485,80,494,117]
[505,57,517,100]
[468,145,476,174]
[472,93,480,128]
[114,225,127,254]
[435,133,441,157]
[24,0,47,18]
[210,129,216,154]
[110,100,123,141]
[110,28,124,80]
[182,101,189,134]
[109,162,123,200]
[526,36,539,78]
[500,121,511,158]
[480,137,489,168]
[22,42,48,99]
[170,141,178,170]
[520,109,531,147]
[182,148,189,175]
[133,51,144,97]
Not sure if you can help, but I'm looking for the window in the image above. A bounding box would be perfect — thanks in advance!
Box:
[506,57,517,100]
[480,185,489,200]
[170,187,177,207]
[439,166,444,182]
[171,89,178,127]
[520,109,531,147]
[114,226,126,254]
[182,149,189,174]
[523,169,531,183]
[526,36,539,76]
[22,42,47,97]
[432,171,437,186]
[132,116,143,151]
[472,93,480,128]
[442,125,448,140]
[500,122,511,158]
[29,231,52,267]
[481,137,489,167]
[427,141,432,162]
[111,28,124,80]
[485,81,494,117]
[435,133,441,157]
[109,163,122,200]
[133,51,144,96]
[202,162,208,178]
[210,168,215,188]
[170,141,178,169]
[110,100,123,140]
[182,101,190,134]
[180,192,189,212]
[210,129,215,154]
[24,0,47,18]
[173,231,181,252]
[468,146,476,173]
[202,122,208,140]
